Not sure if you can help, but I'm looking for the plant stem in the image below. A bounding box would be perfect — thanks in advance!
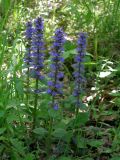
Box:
[75,61,81,118]
[33,78,39,130]
[94,34,98,61]
[26,67,30,104]
[46,96,54,158]
[46,117,53,158]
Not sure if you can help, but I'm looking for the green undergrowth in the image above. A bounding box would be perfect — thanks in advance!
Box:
[0,0,120,159]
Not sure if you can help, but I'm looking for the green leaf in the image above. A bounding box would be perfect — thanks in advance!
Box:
[76,136,87,148]
[52,128,67,139]
[14,77,23,95]
[84,158,94,160]
[0,136,7,141]
[110,157,120,160]
[113,98,120,106]
[75,112,89,126]
[7,113,19,123]
[0,110,5,118]
[58,156,72,160]
[64,41,76,51]
[63,49,76,59]
[33,127,48,137]
[88,139,104,147]
[24,154,35,160]
[0,0,11,15]
[62,130,72,142]
[102,147,112,153]
[109,92,120,97]
[38,109,49,119]
[0,128,6,135]
[48,108,61,119]
[10,138,25,156]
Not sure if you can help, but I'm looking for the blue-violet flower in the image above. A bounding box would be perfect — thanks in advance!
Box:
[73,32,87,107]
[28,17,45,94]
[47,28,65,110]
[24,21,33,67]
[31,17,44,81]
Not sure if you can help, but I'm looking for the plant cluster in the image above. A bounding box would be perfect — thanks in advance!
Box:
[23,16,88,158]
[1,1,120,160]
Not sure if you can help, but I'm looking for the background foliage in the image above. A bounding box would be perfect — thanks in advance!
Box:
[0,0,120,159]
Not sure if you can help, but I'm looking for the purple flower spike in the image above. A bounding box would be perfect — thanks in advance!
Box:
[24,21,33,67]
[31,17,45,80]
[73,32,87,107]
[47,28,65,109]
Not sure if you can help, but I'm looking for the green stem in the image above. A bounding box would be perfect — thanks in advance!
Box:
[26,67,30,106]
[46,50,58,157]
[46,96,54,158]
[46,118,53,158]
[33,78,39,130]
[94,34,98,61]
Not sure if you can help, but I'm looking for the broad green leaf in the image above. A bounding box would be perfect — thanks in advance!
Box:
[33,127,48,137]
[75,112,89,126]
[52,128,67,139]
